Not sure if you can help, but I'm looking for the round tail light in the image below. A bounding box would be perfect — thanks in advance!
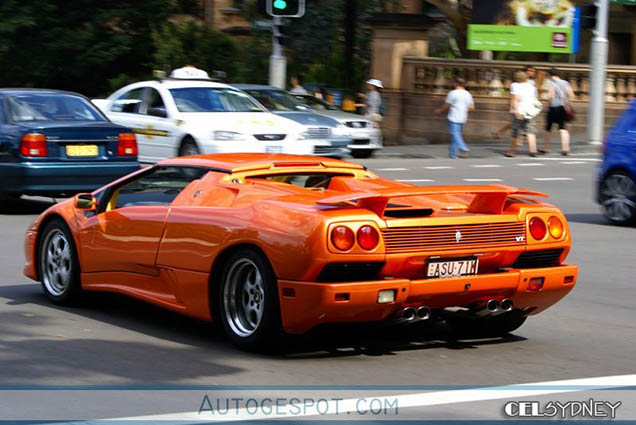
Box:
[548,216,564,239]
[529,217,547,240]
[331,226,355,251]
[357,225,380,250]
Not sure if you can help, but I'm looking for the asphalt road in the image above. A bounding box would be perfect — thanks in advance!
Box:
[1,152,635,422]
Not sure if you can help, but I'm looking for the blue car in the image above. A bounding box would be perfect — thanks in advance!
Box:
[597,100,636,225]
[0,89,140,200]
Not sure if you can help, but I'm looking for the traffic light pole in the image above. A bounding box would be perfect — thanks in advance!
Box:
[269,16,287,89]
[587,0,609,145]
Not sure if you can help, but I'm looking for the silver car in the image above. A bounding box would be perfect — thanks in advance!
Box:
[293,93,383,159]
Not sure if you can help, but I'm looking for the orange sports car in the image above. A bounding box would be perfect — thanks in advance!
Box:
[24,154,577,349]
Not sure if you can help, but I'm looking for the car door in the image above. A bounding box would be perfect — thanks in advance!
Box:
[77,166,208,279]
[138,88,179,161]
[106,87,155,161]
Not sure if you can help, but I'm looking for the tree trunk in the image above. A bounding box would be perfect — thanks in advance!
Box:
[344,0,357,89]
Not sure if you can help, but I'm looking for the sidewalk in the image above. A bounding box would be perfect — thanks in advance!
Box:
[376,135,601,159]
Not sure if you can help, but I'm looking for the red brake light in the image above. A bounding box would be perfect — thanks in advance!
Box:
[357,225,380,250]
[529,217,547,240]
[117,133,138,156]
[527,277,545,291]
[20,133,47,157]
[331,226,355,251]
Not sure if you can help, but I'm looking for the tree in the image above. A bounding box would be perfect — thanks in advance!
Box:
[425,0,473,57]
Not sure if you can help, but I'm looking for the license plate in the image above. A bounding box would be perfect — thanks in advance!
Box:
[66,144,98,157]
[266,146,282,153]
[427,258,479,278]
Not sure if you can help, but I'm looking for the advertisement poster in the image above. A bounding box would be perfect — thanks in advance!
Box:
[468,0,580,53]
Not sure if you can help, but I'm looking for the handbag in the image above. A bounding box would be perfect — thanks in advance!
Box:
[564,102,576,122]
[519,99,543,120]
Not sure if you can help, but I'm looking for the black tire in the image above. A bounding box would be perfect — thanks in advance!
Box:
[178,137,200,157]
[216,248,282,351]
[447,310,527,339]
[599,171,636,225]
[351,149,374,159]
[37,219,82,305]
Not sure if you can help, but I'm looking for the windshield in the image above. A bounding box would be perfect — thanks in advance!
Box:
[169,88,265,113]
[7,93,105,122]
[246,90,309,112]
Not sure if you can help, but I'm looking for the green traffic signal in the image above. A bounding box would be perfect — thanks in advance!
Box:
[273,0,287,9]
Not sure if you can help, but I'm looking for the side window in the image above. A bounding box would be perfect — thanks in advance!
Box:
[108,167,208,210]
[146,89,168,118]
[111,88,144,114]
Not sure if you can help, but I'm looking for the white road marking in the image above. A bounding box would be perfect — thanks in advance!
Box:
[528,157,601,162]
[112,374,636,422]
[463,178,503,182]
[516,163,545,167]
[532,177,574,181]
[397,179,435,183]
[560,161,586,165]
[377,168,408,171]
[470,164,501,168]
[425,166,454,170]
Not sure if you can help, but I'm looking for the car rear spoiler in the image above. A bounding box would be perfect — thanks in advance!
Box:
[316,185,547,216]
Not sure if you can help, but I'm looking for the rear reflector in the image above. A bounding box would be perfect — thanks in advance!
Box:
[20,133,47,157]
[527,277,545,291]
[117,133,138,156]
[335,293,350,302]
[564,275,575,284]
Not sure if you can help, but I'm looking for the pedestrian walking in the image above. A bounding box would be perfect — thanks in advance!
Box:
[357,78,384,125]
[435,78,474,159]
[494,65,537,139]
[289,76,308,95]
[505,71,541,157]
[541,67,575,155]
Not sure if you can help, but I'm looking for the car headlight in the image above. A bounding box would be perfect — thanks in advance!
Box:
[333,124,352,137]
[213,131,246,141]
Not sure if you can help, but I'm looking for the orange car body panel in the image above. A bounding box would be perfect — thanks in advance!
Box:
[23,153,578,332]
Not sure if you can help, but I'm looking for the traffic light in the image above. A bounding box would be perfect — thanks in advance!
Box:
[267,0,305,18]
[274,21,293,47]
[581,4,598,29]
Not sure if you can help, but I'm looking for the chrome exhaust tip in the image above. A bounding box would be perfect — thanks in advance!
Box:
[486,299,500,312]
[501,298,514,312]
[416,306,431,320]
[402,307,416,321]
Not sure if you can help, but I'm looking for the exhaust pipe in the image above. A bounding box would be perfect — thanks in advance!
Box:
[475,299,500,317]
[402,307,416,321]
[501,298,514,312]
[416,306,431,320]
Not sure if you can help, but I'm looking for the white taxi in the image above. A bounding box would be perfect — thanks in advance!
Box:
[92,68,313,163]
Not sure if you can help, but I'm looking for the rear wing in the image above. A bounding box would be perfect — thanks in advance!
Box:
[316,185,547,216]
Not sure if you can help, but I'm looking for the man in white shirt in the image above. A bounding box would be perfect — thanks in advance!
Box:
[436,78,475,159]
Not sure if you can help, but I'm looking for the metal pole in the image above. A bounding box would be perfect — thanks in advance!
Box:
[587,0,609,145]
[269,16,287,88]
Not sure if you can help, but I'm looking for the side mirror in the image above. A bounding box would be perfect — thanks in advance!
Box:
[147,107,168,118]
[75,193,96,210]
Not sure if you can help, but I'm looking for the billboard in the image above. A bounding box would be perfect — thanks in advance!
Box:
[468,0,580,53]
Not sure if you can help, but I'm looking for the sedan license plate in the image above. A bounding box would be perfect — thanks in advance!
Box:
[66,144,98,157]
[427,258,478,278]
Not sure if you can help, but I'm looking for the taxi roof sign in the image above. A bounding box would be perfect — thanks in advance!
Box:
[170,66,210,80]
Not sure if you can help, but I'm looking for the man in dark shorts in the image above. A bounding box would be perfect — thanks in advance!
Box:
[542,68,574,155]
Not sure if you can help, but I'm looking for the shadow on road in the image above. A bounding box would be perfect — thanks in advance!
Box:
[1,283,527,368]
[0,196,55,216]
[566,213,617,226]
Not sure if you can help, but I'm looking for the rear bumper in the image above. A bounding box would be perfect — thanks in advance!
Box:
[0,161,140,195]
[278,265,578,334]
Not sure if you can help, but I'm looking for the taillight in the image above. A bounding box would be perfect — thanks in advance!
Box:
[529,217,547,240]
[548,216,564,239]
[117,133,138,156]
[527,277,545,291]
[331,226,355,251]
[357,225,380,250]
[20,133,47,157]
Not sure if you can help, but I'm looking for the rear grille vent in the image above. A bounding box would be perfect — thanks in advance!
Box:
[513,249,564,269]
[318,262,384,283]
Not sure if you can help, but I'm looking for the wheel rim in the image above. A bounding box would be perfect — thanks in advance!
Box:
[602,174,636,222]
[41,230,73,296]
[223,259,265,337]
[181,143,199,156]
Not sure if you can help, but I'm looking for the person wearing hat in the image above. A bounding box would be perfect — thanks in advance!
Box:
[357,79,384,125]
